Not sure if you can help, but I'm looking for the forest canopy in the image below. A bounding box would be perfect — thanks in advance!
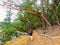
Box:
[0,0,60,43]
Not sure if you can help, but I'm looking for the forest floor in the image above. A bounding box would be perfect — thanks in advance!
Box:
[4,25,60,45]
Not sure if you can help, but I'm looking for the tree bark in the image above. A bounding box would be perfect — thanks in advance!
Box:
[40,0,51,26]
[52,9,60,25]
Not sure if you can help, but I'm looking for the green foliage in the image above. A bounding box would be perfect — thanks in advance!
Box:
[0,0,60,43]
[0,22,21,42]
[14,11,41,32]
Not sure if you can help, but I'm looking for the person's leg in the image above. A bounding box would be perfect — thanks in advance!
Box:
[30,36,33,40]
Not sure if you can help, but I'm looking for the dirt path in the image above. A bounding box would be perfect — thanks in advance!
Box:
[27,31,60,45]
[4,31,60,45]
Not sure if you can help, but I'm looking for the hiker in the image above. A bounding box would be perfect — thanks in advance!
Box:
[29,28,33,40]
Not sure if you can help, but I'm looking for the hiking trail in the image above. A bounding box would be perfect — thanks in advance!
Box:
[4,31,60,45]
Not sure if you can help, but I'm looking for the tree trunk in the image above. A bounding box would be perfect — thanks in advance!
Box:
[40,0,51,26]
[52,9,60,25]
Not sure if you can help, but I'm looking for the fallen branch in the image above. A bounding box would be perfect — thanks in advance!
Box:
[40,34,60,38]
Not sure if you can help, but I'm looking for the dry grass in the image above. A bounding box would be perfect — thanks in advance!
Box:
[4,35,30,45]
[4,26,60,45]
[27,31,60,45]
